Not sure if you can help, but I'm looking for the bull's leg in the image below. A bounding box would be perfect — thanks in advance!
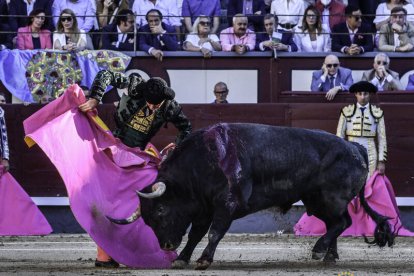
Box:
[195,209,233,270]
[312,211,352,262]
[172,217,213,269]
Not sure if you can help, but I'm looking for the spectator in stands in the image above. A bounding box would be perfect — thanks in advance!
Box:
[133,0,181,43]
[0,93,6,104]
[17,9,52,50]
[227,0,266,32]
[138,9,179,61]
[315,0,345,32]
[101,9,137,51]
[378,6,414,52]
[361,53,404,91]
[347,0,378,27]
[220,14,256,54]
[311,54,353,101]
[374,0,414,31]
[183,15,222,57]
[212,82,229,104]
[52,0,97,33]
[0,0,12,50]
[294,6,331,52]
[256,14,297,52]
[96,0,130,29]
[270,0,305,31]
[331,5,373,55]
[406,73,414,90]
[182,0,221,34]
[53,9,87,51]
[8,0,54,33]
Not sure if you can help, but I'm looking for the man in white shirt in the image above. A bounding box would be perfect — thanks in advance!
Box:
[270,0,305,31]
[361,53,404,91]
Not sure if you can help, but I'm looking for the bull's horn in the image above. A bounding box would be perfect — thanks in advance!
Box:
[137,182,166,198]
[106,205,141,225]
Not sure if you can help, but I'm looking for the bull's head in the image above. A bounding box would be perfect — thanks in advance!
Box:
[106,181,193,251]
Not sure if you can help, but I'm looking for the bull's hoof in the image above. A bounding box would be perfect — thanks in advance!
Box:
[311,251,325,260]
[323,251,338,263]
[195,260,211,270]
[171,260,188,269]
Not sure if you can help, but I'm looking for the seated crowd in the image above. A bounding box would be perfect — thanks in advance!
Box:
[1,0,414,104]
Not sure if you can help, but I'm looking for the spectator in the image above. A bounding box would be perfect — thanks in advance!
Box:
[378,6,414,52]
[0,93,6,104]
[294,6,331,52]
[53,9,88,51]
[52,0,97,33]
[183,15,222,58]
[17,9,52,50]
[347,0,378,27]
[0,0,12,50]
[138,9,179,61]
[331,5,373,54]
[8,0,53,33]
[39,94,55,104]
[96,0,130,29]
[212,82,229,104]
[182,0,221,34]
[132,0,181,42]
[256,14,297,52]
[374,0,414,31]
[361,53,404,91]
[315,0,345,32]
[220,14,256,54]
[270,0,305,31]
[101,9,137,51]
[311,54,353,101]
[227,0,266,32]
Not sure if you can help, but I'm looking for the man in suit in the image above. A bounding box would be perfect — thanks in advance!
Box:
[361,53,403,91]
[138,9,179,61]
[227,0,266,32]
[311,54,353,101]
[8,0,54,32]
[378,6,414,52]
[255,14,297,52]
[331,5,373,55]
[315,0,345,31]
[101,9,136,51]
[0,0,12,49]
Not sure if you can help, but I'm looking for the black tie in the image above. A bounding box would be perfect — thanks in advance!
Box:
[360,107,366,116]
[329,76,335,89]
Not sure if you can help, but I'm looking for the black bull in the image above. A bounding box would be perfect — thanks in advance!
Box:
[108,123,394,269]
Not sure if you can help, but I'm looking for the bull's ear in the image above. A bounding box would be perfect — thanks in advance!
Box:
[137,182,166,199]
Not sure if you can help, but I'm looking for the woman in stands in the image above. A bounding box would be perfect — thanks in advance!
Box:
[374,0,414,30]
[293,5,331,52]
[96,0,130,29]
[16,9,52,50]
[183,15,222,58]
[53,9,87,51]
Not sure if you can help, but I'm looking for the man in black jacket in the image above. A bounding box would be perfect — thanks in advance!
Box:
[227,0,266,31]
[331,5,373,55]
[101,9,137,51]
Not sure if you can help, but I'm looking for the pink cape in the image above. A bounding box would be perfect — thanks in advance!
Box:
[295,171,414,236]
[0,167,52,235]
[23,85,176,268]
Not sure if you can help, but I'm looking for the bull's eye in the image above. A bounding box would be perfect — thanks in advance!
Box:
[157,205,165,216]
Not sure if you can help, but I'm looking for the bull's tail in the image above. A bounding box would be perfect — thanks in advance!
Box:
[359,187,395,247]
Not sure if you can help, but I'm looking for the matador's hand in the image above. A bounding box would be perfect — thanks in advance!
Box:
[79,98,99,112]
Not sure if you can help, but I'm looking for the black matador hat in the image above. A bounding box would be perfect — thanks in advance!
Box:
[143,77,175,104]
[349,81,378,93]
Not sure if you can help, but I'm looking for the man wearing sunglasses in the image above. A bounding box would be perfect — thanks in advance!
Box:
[331,5,373,55]
[378,6,414,52]
[361,53,403,91]
[311,54,353,101]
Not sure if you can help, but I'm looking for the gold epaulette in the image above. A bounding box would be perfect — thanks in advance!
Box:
[370,105,384,119]
[341,104,355,118]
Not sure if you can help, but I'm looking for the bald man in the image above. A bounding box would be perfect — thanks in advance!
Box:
[310,54,353,101]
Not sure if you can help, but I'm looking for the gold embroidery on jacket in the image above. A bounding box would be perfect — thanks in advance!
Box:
[127,108,155,134]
